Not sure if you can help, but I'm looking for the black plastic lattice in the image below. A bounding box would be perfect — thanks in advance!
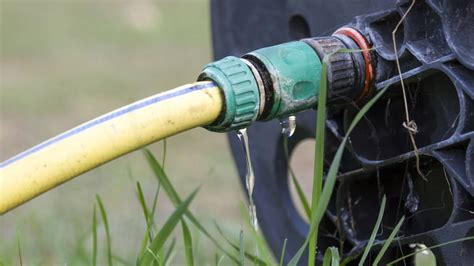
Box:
[211,0,473,264]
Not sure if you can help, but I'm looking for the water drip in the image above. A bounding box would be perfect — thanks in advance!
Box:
[237,128,259,231]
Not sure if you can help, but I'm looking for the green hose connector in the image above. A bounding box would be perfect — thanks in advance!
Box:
[198,56,260,132]
[246,41,322,120]
[200,41,323,132]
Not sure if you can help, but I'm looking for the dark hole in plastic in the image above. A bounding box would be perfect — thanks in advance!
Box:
[402,0,451,63]
[348,71,460,161]
[369,12,405,60]
[443,0,474,70]
[288,15,310,40]
[338,158,453,241]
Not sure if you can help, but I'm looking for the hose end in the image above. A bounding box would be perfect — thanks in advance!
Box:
[198,56,260,132]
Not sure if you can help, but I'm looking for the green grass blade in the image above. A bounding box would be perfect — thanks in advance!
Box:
[162,139,167,170]
[142,149,241,264]
[96,195,113,266]
[129,168,159,264]
[151,183,161,221]
[279,238,288,266]
[137,226,151,266]
[92,204,98,266]
[216,255,225,266]
[128,167,160,226]
[341,256,359,266]
[322,247,340,266]
[358,195,387,265]
[289,168,311,220]
[143,149,185,206]
[290,140,342,266]
[343,81,388,135]
[238,203,273,265]
[372,216,405,265]
[239,231,245,266]
[136,181,153,241]
[288,170,311,220]
[308,49,330,266]
[181,220,195,266]
[215,253,226,266]
[145,248,161,265]
[213,222,267,265]
[387,236,474,265]
[141,188,198,266]
[284,137,311,220]
[288,84,390,266]
[163,238,176,266]
[145,187,162,262]
[136,181,150,220]
[164,251,176,266]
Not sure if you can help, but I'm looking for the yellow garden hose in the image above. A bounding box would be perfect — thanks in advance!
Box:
[0,81,223,214]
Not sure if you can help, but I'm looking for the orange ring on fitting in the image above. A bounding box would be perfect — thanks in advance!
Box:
[333,27,374,102]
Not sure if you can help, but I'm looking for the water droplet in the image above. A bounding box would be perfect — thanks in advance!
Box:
[280,115,297,137]
[237,128,259,231]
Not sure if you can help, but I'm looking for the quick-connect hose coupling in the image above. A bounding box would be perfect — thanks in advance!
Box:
[198,56,261,132]
[200,29,372,132]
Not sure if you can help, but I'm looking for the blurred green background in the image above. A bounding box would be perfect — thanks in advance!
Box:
[0,0,254,264]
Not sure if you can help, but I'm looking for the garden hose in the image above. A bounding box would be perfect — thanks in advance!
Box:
[0,82,223,214]
[0,28,373,214]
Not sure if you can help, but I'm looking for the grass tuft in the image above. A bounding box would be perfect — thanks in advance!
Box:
[214,222,266,265]
[289,78,390,266]
[307,47,376,265]
[141,188,199,266]
[143,149,245,264]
